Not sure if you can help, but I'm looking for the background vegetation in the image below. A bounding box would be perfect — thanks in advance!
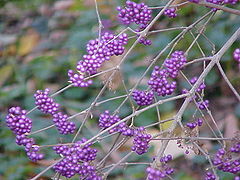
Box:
[0,0,239,179]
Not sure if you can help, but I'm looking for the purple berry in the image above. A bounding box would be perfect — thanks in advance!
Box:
[233,48,240,63]
[197,99,209,110]
[224,0,238,4]
[197,118,203,126]
[205,172,216,180]
[188,0,200,3]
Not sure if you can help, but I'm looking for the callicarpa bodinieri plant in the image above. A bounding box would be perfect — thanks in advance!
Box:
[4,0,240,179]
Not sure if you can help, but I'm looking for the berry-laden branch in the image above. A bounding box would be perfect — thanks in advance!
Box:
[5,0,240,179]
[150,26,240,179]
[189,0,240,15]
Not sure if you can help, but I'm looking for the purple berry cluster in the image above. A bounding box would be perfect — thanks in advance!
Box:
[205,172,216,180]
[98,111,153,155]
[189,0,238,10]
[34,88,60,115]
[138,35,152,45]
[186,118,203,129]
[68,32,128,87]
[6,107,44,161]
[164,50,187,78]
[52,112,76,135]
[146,155,174,180]
[188,0,200,3]
[117,1,152,45]
[205,0,239,11]
[68,70,93,88]
[16,134,44,161]
[117,0,152,29]
[34,88,76,134]
[233,48,240,63]
[164,8,177,18]
[223,0,238,4]
[205,0,222,11]
[132,90,154,106]
[148,68,177,96]
[132,127,152,155]
[6,106,32,135]
[98,110,129,134]
[53,138,101,179]
[132,50,187,105]
[212,142,240,174]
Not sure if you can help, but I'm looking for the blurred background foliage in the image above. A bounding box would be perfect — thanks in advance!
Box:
[0,0,239,179]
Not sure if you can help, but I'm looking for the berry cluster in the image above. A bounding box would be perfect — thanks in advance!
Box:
[148,68,177,96]
[206,0,239,11]
[6,107,44,161]
[164,50,187,78]
[132,50,187,106]
[164,8,177,18]
[16,134,44,161]
[223,0,238,5]
[68,70,93,88]
[53,138,100,178]
[68,32,128,87]
[186,118,203,129]
[52,112,76,135]
[117,1,152,45]
[132,90,154,106]
[138,35,152,45]
[188,0,200,3]
[6,106,32,135]
[132,127,152,155]
[205,172,216,180]
[34,88,76,134]
[212,141,240,174]
[34,88,60,115]
[117,0,152,29]
[146,155,174,180]
[98,110,130,134]
[98,111,153,155]
[189,0,238,11]
[233,48,240,63]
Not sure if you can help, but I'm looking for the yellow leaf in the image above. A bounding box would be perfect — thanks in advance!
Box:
[160,111,176,131]
[17,29,40,56]
[0,65,12,86]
